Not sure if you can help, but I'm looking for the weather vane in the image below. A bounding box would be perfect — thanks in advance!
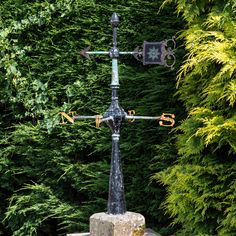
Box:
[60,12,176,215]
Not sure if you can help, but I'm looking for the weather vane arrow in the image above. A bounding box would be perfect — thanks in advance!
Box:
[61,12,176,215]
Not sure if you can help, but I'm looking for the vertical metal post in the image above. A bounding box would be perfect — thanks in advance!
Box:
[111,59,119,86]
[104,12,126,215]
[108,133,126,214]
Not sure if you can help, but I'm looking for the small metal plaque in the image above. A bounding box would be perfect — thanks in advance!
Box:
[142,38,176,69]
[143,42,164,65]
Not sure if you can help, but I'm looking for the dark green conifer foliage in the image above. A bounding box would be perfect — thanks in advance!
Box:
[0,0,182,235]
[155,0,236,235]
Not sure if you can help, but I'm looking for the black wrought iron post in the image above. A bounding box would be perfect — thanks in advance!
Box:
[103,13,126,214]
[62,12,176,216]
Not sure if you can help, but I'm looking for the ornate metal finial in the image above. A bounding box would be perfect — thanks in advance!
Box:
[109,12,120,59]
[110,12,120,27]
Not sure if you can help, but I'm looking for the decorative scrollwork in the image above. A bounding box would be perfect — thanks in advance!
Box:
[133,36,176,69]
[162,36,176,70]
[133,46,143,62]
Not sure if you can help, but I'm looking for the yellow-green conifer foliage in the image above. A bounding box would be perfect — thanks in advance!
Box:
[155,0,236,235]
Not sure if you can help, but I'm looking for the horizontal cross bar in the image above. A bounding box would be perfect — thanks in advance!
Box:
[120,52,136,55]
[101,116,113,122]
[86,51,109,55]
[74,115,165,121]
[125,113,175,127]
[125,115,161,120]
[60,112,175,127]
[73,115,114,123]
[80,46,139,58]
[73,115,100,119]
[86,51,136,55]
[73,115,103,128]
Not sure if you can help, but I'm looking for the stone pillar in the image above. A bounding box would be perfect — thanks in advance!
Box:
[89,211,145,236]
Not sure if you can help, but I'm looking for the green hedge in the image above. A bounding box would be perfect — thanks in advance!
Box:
[0,0,182,235]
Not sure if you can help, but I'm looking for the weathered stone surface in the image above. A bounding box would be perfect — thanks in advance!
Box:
[66,216,162,236]
[90,211,145,236]
[66,228,161,236]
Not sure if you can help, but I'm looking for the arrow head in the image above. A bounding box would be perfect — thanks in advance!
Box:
[80,46,91,59]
